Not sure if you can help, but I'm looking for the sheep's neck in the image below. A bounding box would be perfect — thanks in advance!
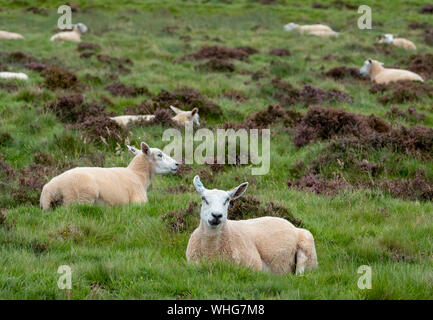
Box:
[370,62,384,80]
[199,220,232,255]
[127,155,154,187]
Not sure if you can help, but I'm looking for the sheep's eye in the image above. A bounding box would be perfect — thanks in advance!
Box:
[158,153,163,158]
[224,197,230,205]
[201,197,209,205]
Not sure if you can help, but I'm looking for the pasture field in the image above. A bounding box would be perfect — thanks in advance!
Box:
[0,0,432,299]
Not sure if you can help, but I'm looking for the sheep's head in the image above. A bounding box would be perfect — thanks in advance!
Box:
[170,105,200,126]
[193,175,248,229]
[360,59,373,76]
[378,34,394,44]
[127,142,179,174]
[75,23,88,34]
[284,23,298,31]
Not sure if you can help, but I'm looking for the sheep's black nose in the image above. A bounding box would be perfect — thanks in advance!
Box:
[212,213,223,219]
[175,162,179,167]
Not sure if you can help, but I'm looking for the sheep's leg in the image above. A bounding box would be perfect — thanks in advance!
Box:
[295,229,318,275]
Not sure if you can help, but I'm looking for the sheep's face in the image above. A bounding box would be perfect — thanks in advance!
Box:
[193,175,248,229]
[127,142,179,174]
[379,34,393,44]
[170,106,200,126]
[75,23,88,34]
[284,23,298,31]
[359,59,372,76]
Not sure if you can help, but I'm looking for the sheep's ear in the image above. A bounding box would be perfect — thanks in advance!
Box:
[170,105,183,115]
[127,145,139,155]
[141,142,151,156]
[191,108,198,116]
[193,175,205,194]
[368,59,372,63]
[228,182,248,200]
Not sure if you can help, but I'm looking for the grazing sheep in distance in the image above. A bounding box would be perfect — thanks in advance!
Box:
[186,176,318,274]
[284,22,338,37]
[50,23,88,43]
[0,30,24,40]
[379,34,416,50]
[0,72,28,80]
[40,142,179,210]
[360,59,424,84]
[111,105,200,127]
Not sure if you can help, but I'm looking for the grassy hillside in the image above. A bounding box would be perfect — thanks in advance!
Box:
[0,0,432,299]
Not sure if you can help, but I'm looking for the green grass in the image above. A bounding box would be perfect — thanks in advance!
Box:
[0,0,432,299]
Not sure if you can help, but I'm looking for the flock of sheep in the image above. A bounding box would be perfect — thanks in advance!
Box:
[0,16,427,276]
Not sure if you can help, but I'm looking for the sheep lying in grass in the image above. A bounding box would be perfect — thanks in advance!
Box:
[360,59,424,84]
[0,30,24,39]
[50,23,88,43]
[40,142,178,210]
[111,106,200,127]
[0,72,28,80]
[284,23,338,37]
[378,34,416,50]
[186,176,318,274]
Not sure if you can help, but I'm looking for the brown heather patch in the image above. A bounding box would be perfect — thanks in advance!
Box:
[271,78,352,107]
[269,48,291,56]
[73,116,129,147]
[294,106,389,148]
[24,62,48,72]
[419,4,433,14]
[77,42,101,52]
[324,66,364,80]
[406,54,433,79]
[152,87,222,119]
[228,195,304,227]
[381,171,433,202]
[7,51,36,64]
[369,81,433,105]
[312,2,329,9]
[162,201,199,233]
[195,58,235,73]
[287,173,350,197]
[386,106,426,123]
[222,90,247,102]
[96,53,133,74]
[175,45,257,63]
[41,66,84,91]
[47,94,105,123]
[166,185,188,194]
[223,104,301,130]
[424,29,433,46]
[408,22,431,29]
[80,52,95,59]
[105,81,151,97]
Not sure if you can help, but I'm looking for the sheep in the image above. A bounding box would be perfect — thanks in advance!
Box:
[378,34,416,50]
[186,176,318,275]
[284,23,338,37]
[0,30,24,40]
[359,59,424,84]
[110,105,200,127]
[40,142,179,210]
[0,72,28,80]
[50,23,88,43]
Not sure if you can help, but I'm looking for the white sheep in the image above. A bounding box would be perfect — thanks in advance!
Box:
[40,142,178,210]
[360,59,424,84]
[50,23,88,43]
[378,34,416,50]
[284,23,338,37]
[0,30,24,40]
[111,105,200,127]
[0,72,28,80]
[186,176,318,274]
